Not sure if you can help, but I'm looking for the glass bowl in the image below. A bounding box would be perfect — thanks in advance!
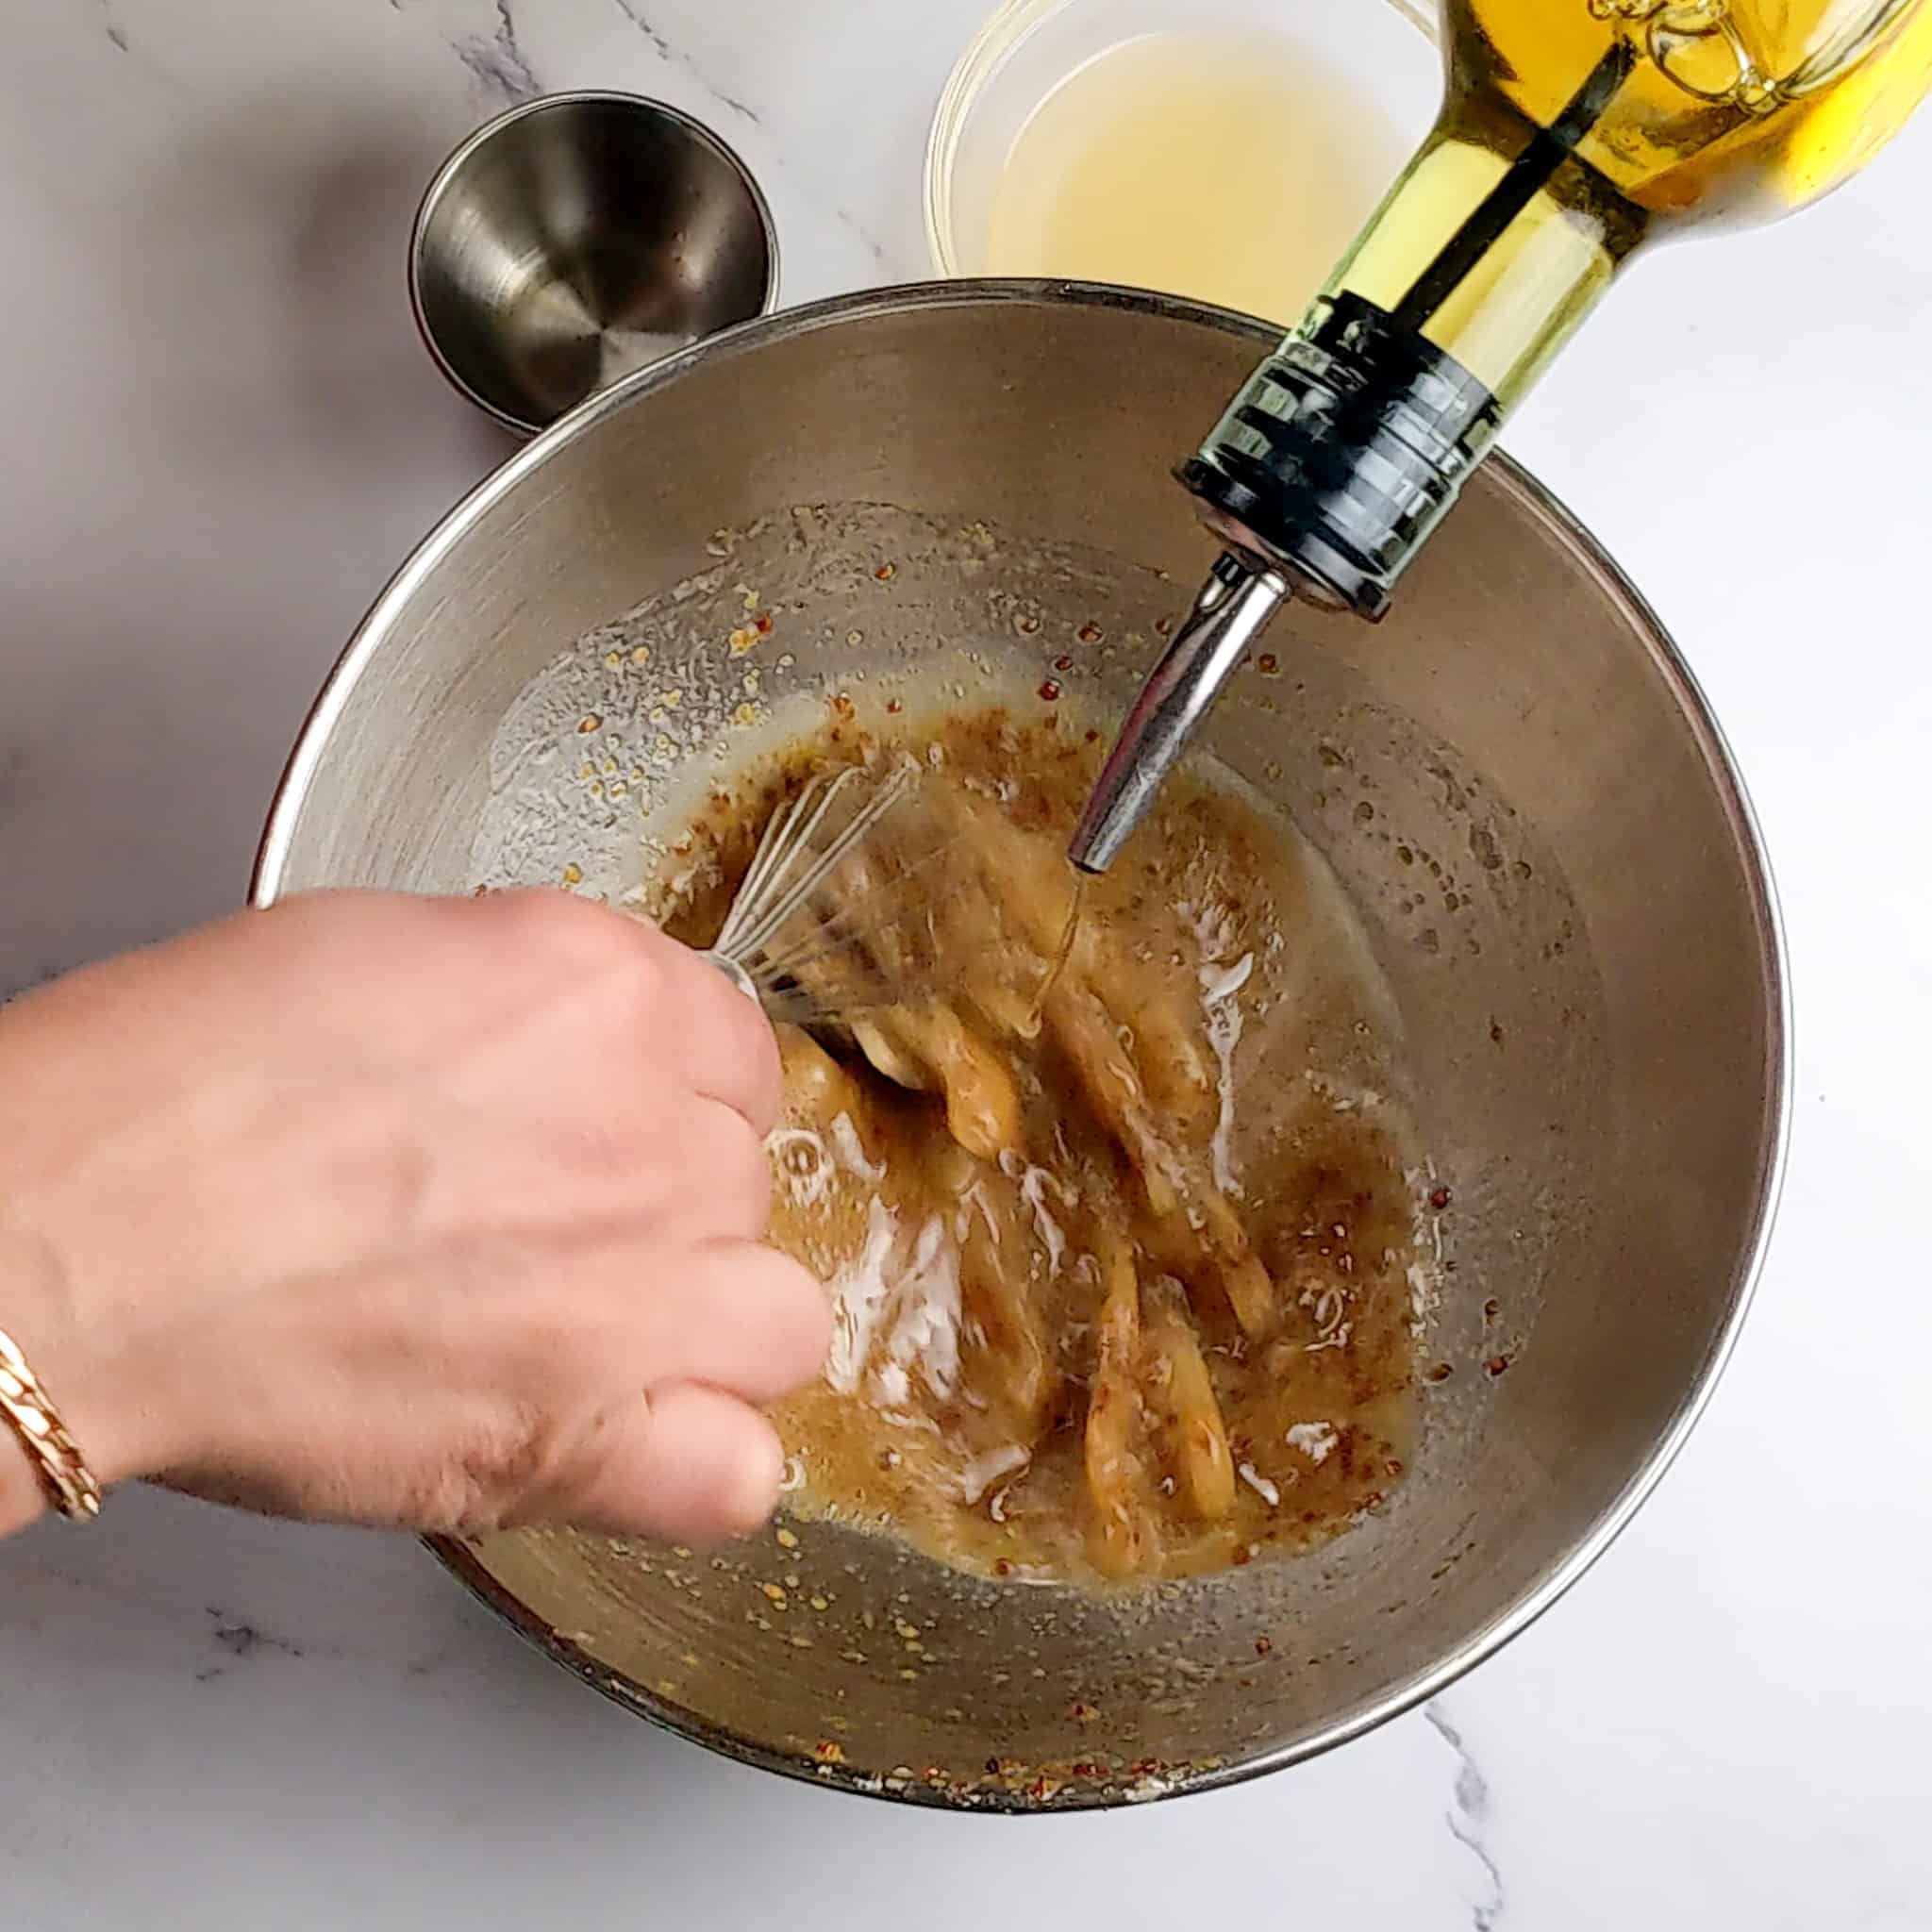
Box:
[924,0,1442,317]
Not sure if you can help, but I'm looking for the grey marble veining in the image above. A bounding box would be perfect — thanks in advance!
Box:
[1425,1706,1504,1932]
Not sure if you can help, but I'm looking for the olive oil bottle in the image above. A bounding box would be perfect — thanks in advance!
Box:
[1074,1,1932,868]
[1185,0,1932,619]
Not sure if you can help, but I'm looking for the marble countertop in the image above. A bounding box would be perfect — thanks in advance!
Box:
[3,2,1928,1925]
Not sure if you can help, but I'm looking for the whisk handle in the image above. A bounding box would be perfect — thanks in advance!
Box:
[698,947,761,1007]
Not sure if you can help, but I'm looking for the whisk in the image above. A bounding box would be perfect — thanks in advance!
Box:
[700,759,958,1025]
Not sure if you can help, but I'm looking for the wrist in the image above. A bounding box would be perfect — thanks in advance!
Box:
[0,1220,144,1530]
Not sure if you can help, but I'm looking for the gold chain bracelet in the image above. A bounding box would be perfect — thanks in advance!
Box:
[0,1325,102,1522]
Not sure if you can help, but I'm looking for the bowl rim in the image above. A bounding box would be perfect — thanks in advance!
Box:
[920,0,1441,280]
[407,88,782,438]
[252,277,1791,1811]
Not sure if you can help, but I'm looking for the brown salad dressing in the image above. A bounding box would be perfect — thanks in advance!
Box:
[654,704,1429,1585]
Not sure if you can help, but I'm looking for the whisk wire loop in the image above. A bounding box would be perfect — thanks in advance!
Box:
[702,759,937,1022]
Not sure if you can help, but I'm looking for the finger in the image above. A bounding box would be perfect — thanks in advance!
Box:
[606,1237,829,1406]
[660,1096,772,1242]
[650,931,785,1137]
[566,1382,784,1541]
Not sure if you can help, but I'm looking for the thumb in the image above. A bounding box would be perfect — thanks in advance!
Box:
[558,1382,786,1542]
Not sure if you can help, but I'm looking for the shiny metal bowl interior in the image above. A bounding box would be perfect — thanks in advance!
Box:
[410,91,778,436]
[256,284,1786,1811]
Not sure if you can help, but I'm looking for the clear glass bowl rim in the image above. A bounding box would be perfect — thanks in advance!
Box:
[922,0,1441,277]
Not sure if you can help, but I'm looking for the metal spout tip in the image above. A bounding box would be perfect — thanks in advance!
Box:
[1068,554,1288,873]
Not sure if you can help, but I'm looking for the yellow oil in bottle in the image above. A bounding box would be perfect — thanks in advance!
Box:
[1331,0,1932,406]
[1179,0,1932,618]
[985,29,1409,325]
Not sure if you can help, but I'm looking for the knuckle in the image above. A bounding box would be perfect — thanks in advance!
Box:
[409,1402,564,1535]
[748,1247,832,1386]
[700,986,783,1129]
[699,1105,769,1204]
[487,887,631,968]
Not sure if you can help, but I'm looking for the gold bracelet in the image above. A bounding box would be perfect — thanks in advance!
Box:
[0,1325,102,1522]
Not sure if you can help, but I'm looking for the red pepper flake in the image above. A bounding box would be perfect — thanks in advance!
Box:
[754,611,774,635]
[1428,1185,1453,1211]
[1039,678,1061,702]
[1257,653,1278,675]
[1084,728,1100,743]
[885,697,904,714]
[1253,1636,1273,1657]
[1069,1701,1097,1724]
[873,562,896,581]
[813,1740,845,1765]
[1486,1354,1513,1377]
[1424,1362,1454,1384]
[1054,654,1074,672]
[1077,622,1104,644]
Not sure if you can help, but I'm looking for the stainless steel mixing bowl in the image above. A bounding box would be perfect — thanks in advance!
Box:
[254,283,1787,1811]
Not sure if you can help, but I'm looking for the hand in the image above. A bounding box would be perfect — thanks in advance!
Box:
[0,891,828,1543]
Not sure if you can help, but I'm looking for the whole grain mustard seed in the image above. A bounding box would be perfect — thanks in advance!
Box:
[560,862,583,887]
[576,713,602,734]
